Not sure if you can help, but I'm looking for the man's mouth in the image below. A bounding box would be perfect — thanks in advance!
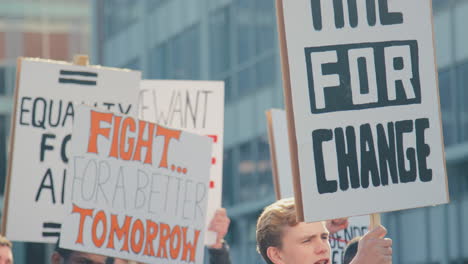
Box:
[314,259,329,264]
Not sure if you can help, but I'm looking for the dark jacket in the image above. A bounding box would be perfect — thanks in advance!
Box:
[208,242,232,264]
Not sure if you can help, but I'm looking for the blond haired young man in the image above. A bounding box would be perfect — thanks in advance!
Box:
[256,198,392,264]
[0,235,13,264]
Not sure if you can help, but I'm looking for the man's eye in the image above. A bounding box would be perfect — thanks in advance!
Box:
[321,235,329,240]
[302,239,311,243]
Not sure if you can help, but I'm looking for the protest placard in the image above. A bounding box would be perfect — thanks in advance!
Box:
[139,80,224,244]
[266,109,369,264]
[276,0,449,222]
[59,105,212,263]
[329,216,369,264]
[2,58,141,243]
[266,109,294,199]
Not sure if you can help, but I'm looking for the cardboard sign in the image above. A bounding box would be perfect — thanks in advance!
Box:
[276,0,449,222]
[139,80,224,245]
[266,109,294,199]
[329,216,369,264]
[3,58,141,243]
[60,106,212,263]
[266,109,369,264]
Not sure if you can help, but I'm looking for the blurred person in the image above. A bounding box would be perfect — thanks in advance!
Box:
[110,259,140,264]
[0,235,13,264]
[52,241,111,264]
[343,236,361,264]
[207,208,232,264]
[109,259,128,264]
[256,198,392,264]
[111,208,232,264]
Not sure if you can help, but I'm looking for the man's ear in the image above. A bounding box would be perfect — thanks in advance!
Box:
[51,252,63,264]
[266,246,284,264]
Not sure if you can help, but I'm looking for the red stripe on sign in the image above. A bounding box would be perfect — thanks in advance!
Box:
[210,181,215,188]
[207,135,218,143]
[211,157,216,165]
[329,237,348,244]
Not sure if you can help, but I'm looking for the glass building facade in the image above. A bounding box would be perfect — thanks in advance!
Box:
[0,0,466,263]
[0,1,90,263]
[92,0,468,263]
[94,2,280,263]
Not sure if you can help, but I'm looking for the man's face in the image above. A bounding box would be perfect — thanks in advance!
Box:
[63,252,107,264]
[271,221,330,264]
[0,246,13,264]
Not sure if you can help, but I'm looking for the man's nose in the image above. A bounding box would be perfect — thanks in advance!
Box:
[315,241,329,255]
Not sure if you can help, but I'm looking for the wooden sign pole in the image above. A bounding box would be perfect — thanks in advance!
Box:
[1,58,23,235]
[369,213,381,230]
[275,0,305,222]
[266,110,282,200]
[73,54,89,66]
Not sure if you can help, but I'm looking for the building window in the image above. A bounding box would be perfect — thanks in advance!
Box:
[49,33,69,61]
[255,0,276,55]
[438,69,455,146]
[6,67,15,96]
[232,0,278,98]
[222,149,234,207]
[432,0,448,10]
[209,6,231,77]
[149,42,168,79]
[257,135,272,199]
[23,32,43,58]
[234,0,276,63]
[146,0,170,12]
[235,0,255,64]
[236,137,274,203]
[463,164,468,198]
[104,0,140,41]
[172,25,201,79]
[237,66,254,98]
[0,32,5,60]
[224,77,233,103]
[148,25,201,80]
[0,67,5,95]
[238,141,255,202]
[256,55,276,89]
[457,61,468,143]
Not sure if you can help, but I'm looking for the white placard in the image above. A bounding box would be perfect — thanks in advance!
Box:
[3,58,141,243]
[60,105,212,263]
[267,109,369,264]
[278,0,448,222]
[266,109,294,199]
[329,216,369,264]
[139,80,224,245]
